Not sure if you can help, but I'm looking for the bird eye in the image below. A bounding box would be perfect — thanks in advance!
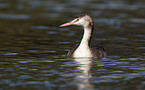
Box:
[75,18,79,22]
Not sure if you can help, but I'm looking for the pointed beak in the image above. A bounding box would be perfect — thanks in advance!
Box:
[59,21,74,27]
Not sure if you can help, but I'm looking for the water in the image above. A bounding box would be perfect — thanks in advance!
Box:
[0,0,145,90]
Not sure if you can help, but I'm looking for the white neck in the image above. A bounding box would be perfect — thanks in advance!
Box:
[80,27,92,46]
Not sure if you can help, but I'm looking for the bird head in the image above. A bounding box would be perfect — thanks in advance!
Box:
[60,14,93,28]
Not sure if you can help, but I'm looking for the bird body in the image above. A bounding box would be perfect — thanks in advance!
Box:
[60,14,106,58]
[73,43,93,58]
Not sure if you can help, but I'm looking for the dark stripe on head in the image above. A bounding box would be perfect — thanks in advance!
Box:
[74,13,88,18]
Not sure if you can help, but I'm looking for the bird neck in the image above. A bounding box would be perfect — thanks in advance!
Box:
[79,26,93,47]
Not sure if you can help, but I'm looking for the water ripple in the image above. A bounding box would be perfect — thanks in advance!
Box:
[0,13,30,19]
[3,53,18,55]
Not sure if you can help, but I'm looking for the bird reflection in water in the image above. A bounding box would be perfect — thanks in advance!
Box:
[74,58,95,90]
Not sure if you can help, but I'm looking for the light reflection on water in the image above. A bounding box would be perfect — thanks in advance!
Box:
[0,0,145,90]
[0,56,145,89]
[0,13,30,19]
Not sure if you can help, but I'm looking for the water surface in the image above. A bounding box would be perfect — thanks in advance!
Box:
[0,0,145,90]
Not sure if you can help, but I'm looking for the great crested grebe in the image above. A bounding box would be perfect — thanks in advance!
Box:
[60,14,106,58]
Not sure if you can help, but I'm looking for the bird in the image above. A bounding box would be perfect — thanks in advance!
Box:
[60,14,106,59]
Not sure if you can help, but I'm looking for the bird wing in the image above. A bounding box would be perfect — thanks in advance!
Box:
[90,43,107,58]
[67,43,79,57]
